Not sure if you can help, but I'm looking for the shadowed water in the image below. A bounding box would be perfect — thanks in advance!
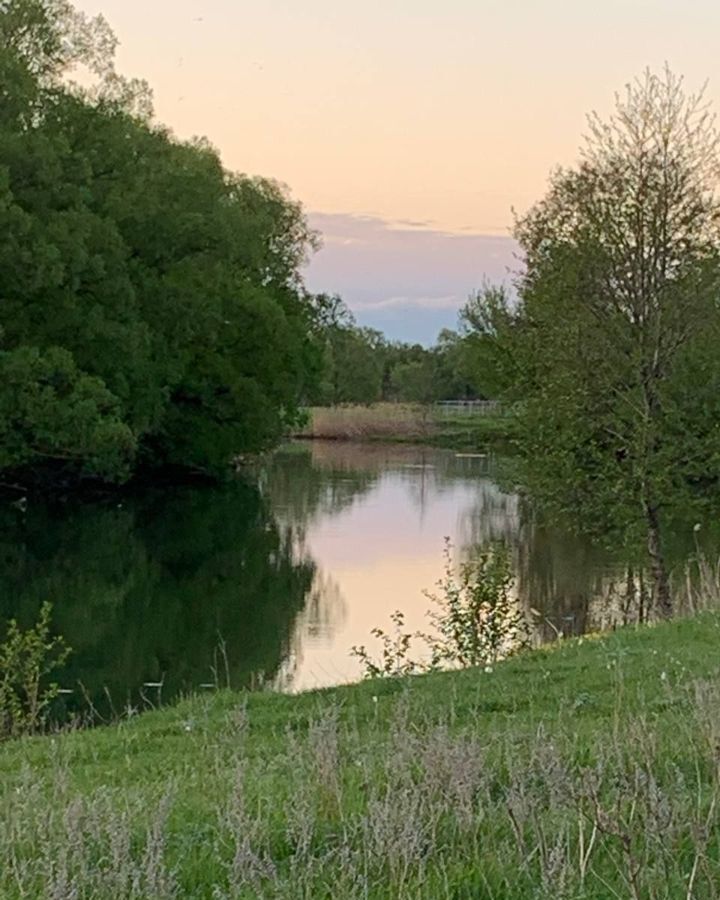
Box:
[0,441,707,714]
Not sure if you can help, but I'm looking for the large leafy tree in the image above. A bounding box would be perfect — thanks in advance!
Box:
[467,70,720,616]
[0,0,319,488]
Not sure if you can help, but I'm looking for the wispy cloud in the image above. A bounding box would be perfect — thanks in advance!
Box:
[390,218,437,230]
[352,294,461,312]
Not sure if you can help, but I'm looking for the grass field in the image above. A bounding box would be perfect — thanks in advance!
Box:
[3,613,720,897]
[295,404,518,449]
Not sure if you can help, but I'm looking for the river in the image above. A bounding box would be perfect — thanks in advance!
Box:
[0,441,704,717]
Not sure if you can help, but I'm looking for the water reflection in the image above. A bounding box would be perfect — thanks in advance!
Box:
[262,442,539,689]
[0,479,315,715]
[263,443,707,688]
[0,441,709,709]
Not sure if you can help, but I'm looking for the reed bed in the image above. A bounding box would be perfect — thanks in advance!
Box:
[296,404,433,441]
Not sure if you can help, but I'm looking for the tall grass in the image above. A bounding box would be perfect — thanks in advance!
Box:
[296,404,433,441]
[3,613,720,897]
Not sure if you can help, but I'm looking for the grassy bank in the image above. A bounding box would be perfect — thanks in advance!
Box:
[295,404,518,450]
[2,614,720,897]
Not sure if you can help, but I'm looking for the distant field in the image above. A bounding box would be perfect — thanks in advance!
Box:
[295,404,517,448]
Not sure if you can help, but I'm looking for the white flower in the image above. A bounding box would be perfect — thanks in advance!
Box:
[484,665,493,674]
[372,695,378,704]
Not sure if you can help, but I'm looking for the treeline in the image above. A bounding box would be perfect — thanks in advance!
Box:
[0,0,320,489]
[0,0,503,492]
[308,293,492,406]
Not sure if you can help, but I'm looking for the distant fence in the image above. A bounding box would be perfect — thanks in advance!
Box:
[435,400,502,416]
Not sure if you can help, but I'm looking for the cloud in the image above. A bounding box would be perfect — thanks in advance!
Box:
[352,294,461,312]
[309,211,515,245]
[390,218,437,230]
[304,212,519,344]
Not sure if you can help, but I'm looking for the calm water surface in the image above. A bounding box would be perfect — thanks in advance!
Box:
[0,441,696,714]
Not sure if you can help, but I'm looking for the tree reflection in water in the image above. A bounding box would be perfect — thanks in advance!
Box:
[0,478,316,716]
[1,442,713,712]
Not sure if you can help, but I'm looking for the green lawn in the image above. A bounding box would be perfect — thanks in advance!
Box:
[2,613,720,898]
[426,410,519,449]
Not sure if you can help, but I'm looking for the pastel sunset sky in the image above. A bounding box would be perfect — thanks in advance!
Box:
[75,0,720,342]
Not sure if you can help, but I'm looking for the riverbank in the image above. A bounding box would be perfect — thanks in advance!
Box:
[294,403,518,450]
[2,612,720,898]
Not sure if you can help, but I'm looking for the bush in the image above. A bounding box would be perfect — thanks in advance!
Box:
[351,541,528,678]
[0,602,70,739]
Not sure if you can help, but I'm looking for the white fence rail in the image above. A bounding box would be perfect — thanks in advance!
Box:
[435,400,501,416]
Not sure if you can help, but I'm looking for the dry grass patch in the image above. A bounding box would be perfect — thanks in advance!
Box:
[297,405,434,441]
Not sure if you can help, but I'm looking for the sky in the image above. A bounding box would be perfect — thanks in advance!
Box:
[74,0,720,343]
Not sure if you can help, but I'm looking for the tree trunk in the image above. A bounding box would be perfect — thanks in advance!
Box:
[644,501,672,618]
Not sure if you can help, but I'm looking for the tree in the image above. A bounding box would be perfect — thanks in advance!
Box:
[474,70,720,617]
[458,287,518,399]
[390,359,440,404]
[326,328,384,405]
[308,295,385,405]
[0,0,320,488]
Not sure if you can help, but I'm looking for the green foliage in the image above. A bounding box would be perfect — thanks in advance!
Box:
[424,540,528,668]
[389,358,440,404]
[3,611,720,896]
[309,296,385,405]
[350,611,419,679]
[326,328,384,405]
[383,333,486,404]
[458,285,521,399]
[461,71,720,615]
[308,294,484,408]
[0,601,70,739]
[351,541,528,678]
[432,327,487,399]
[0,346,136,480]
[0,0,319,488]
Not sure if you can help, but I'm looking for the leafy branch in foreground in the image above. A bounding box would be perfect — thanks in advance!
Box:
[350,611,420,679]
[0,602,71,739]
[351,541,528,679]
